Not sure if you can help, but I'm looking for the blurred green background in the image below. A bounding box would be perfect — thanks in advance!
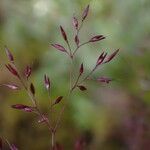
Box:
[0,0,150,149]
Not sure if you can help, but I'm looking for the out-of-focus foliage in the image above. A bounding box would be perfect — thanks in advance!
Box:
[0,0,150,149]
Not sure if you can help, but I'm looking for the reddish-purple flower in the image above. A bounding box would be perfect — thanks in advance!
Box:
[104,49,119,63]
[30,83,35,96]
[89,35,105,42]
[96,52,107,66]
[24,65,31,79]
[82,5,90,21]
[51,44,67,53]
[75,35,80,47]
[79,63,84,75]
[44,74,50,90]
[1,84,20,90]
[60,26,68,42]
[77,85,87,91]
[97,77,112,83]
[53,96,63,106]
[5,46,14,62]
[11,104,34,112]
[5,64,19,78]
[73,17,78,30]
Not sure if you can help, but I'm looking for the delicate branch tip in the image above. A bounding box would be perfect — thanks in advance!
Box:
[1,84,20,90]
[11,104,34,112]
[73,16,78,30]
[51,44,67,53]
[52,96,63,106]
[60,26,68,42]
[4,45,14,62]
[24,65,32,79]
[82,4,90,21]
[77,85,87,91]
[89,35,105,42]
[44,74,50,90]
[79,63,84,75]
[75,35,80,47]
[104,49,119,63]
[97,77,112,84]
[5,64,19,78]
[30,83,35,96]
[96,52,107,66]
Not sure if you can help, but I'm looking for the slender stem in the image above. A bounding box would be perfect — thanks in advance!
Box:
[3,138,12,149]
[25,86,53,131]
[72,20,89,57]
[66,41,73,58]
[71,73,81,92]
[13,63,53,132]
[69,59,73,90]
[54,101,67,132]
[54,65,96,131]
[23,84,53,131]
[48,89,56,148]
[51,131,55,149]
[54,54,73,132]
[48,89,53,125]
[65,50,71,58]
[52,22,88,134]
[72,41,89,57]
[36,107,53,131]
[81,65,97,83]
[71,65,97,92]
[77,20,83,36]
